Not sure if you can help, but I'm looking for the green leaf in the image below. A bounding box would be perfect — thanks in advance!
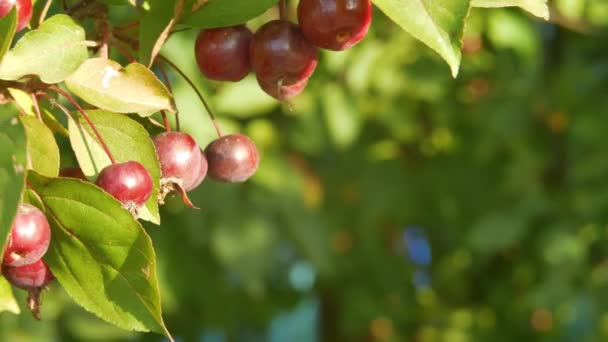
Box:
[21,116,60,177]
[27,172,171,338]
[6,88,69,137]
[65,58,175,116]
[181,0,279,28]
[0,104,26,257]
[7,87,35,115]
[0,7,17,62]
[372,0,470,77]
[0,276,20,315]
[471,0,549,19]
[0,14,88,83]
[68,110,161,224]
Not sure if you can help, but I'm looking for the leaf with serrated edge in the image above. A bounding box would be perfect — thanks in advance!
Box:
[471,0,549,19]
[0,7,17,62]
[21,116,60,177]
[68,110,161,224]
[372,0,470,77]
[0,104,27,258]
[0,14,88,84]
[0,276,20,315]
[65,58,175,116]
[27,172,172,338]
[182,0,278,28]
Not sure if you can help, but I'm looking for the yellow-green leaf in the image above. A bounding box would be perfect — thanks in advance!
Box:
[372,0,470,77]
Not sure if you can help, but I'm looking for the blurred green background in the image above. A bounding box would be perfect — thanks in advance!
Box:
[4,1,608,341]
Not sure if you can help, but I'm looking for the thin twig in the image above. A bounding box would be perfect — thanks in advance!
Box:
[83,40,101,47]
[44,96,71,118]
[160,110,171,132]
[157,63,179,131]
[115,21,139,31]
[109,38,136,62]
[98,19,111,59]
[157,55,222,137]
[31,93,43,122]
[112,30,139,48]
[49,86,117,164]
[38,0,53,26]
[279,0,288,20]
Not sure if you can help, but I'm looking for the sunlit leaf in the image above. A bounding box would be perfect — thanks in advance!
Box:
[27,172,171,338]
[472,0,549,19]
[21,116,60,177]
[65,58,175,116]
[372,0,470,76]
[0,14,88,83]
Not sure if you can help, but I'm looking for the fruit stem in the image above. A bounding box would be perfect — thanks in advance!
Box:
[114,20,139,31]
[31,94,43,122]
[48,86,117,164]
[158,55,222,137]
[279,0,288,20]
[27,288,42,320]
[160,110,171,132]
[157,63,180,131]
[97,15,111,59]
[109,38,136,62]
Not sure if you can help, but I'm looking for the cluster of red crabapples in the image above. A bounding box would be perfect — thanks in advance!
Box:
[194,0,373,100]
[2,130,259,316]
[1,204,54,318]
[61,131,260,213]
[1,130,259,317]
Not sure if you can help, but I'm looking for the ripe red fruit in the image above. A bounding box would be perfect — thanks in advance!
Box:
[3,204,51,267]
[298,0,372,51]
[195,25,253,82]
[2,258,54,290]
[250,20,318,100]
[153,132,207,191]
[205,134,259,183]
[95,161,153,207]
[183,150,208,191]
[0,0,33,32]
[257,76,309,101]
